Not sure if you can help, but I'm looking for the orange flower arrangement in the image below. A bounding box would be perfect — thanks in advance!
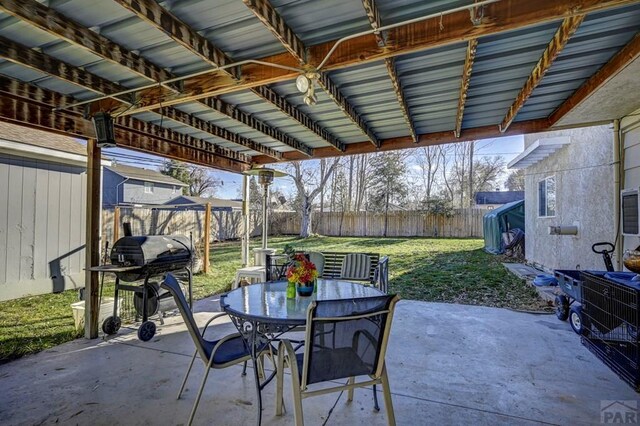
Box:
[286,254,318,285]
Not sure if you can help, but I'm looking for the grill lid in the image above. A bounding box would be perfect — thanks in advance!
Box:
[110,235,192,281]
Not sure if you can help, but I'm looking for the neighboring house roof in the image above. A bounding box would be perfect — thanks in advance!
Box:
[166,195,242,210]
[0,121,86,156]
[0,121,103,166]
[475,191,524,205]
[106,164,188,187]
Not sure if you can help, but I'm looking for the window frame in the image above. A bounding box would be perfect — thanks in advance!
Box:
[538,175,556,218]
[144,181,154,194]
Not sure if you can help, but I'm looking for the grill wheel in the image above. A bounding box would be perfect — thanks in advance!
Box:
[138,321,156,341]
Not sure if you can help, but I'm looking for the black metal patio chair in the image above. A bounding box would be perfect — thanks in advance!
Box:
[161,274,252,426]
[275,294,400,426]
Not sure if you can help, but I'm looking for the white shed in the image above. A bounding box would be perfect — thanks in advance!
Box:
[0,122,106,301]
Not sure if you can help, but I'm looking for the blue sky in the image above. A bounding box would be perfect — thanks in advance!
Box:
[98,134,524,199]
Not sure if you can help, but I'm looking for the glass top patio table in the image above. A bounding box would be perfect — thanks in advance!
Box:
[220,279,385,426]
[220,279,385,325]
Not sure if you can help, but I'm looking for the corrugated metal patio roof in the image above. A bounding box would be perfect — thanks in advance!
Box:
[0,0,638,169]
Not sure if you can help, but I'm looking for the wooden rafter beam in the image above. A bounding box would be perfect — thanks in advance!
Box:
[242,0,306,64]
[0,73,551,166]
[454,39,478,138]
[0,36,132,101]
[110,0,312,157]
[499,15,585,132]
[197,97,313,157]
[113,115,250,163]
[156,106,283,160]
[0,76,250,172]
[111,0,237,78]
[361,0,385,47]
[317,73,379,147]
[361,1,415,142]
[384,58,417,143]
[86,0,636,116]
[549,31,640,126]
[251,118,551,163]
[251,85,346,152]
[240,0,356,152]
[0,0,177,89]
[0,36,281,159]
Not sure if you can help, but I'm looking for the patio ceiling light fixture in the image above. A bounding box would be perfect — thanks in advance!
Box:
[296,72,319,106]
[92,111,117,148]
[243,167,288,249]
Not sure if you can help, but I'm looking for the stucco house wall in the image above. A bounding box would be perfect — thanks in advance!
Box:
[522,125,615,271]
[621,108,640,256]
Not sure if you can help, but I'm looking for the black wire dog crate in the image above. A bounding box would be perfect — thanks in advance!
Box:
[581,271,640,391]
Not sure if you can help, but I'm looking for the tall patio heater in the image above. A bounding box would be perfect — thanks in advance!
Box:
[243,167,287,254]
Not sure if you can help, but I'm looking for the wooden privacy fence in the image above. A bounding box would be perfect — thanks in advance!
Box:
[271,209,484,238]
[101,207,483,252]
[102,206,256,248]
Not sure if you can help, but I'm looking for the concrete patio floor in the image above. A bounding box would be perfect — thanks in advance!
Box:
[1,298,637,426]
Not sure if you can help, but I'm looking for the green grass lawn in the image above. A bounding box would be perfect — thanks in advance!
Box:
[0,236,548,363]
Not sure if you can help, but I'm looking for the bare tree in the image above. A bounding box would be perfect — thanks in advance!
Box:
[505,169,525,191]
[415,146,442,206]
[289,159,340,237]
[354,154,369,212]
[161,160,221,196]
[473,156,506,193]
[445,142,472,207]
[188,167,221,197]
[347,155,355,212]
[440,145,455,204]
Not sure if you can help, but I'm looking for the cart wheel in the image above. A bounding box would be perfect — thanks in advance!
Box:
[138,321,156,342]
[555,295,569,321]
[569,305,582,334]
[102,316,121,335]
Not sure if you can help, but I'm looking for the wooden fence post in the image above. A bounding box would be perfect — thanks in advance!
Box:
[113,206,120,243]
[203,202,211,273]
[84,139,101,339]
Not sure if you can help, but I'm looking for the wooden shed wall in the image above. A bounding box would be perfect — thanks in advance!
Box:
[0,153,86,301]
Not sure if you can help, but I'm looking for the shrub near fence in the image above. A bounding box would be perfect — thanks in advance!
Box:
[271,209,484,238]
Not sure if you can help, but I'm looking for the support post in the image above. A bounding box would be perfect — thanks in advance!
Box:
[613,119,623,270]
[203,202,211,273]
[84,139,101,339]
[113,206,120,243]
[262,183,269,249]
[242,175,250,267]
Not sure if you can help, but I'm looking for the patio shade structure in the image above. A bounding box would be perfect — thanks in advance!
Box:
[0,0,638,336]
[243,167,287,250]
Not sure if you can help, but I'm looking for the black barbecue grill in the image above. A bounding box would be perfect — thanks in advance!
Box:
[110,235,192,281]
[89,235,193,341]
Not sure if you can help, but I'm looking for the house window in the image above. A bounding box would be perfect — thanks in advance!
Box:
[144,182,154,194]
[538,176,556,217]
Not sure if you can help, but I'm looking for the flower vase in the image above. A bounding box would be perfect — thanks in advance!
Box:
[286,281,296,299]
[296,282,314,297]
